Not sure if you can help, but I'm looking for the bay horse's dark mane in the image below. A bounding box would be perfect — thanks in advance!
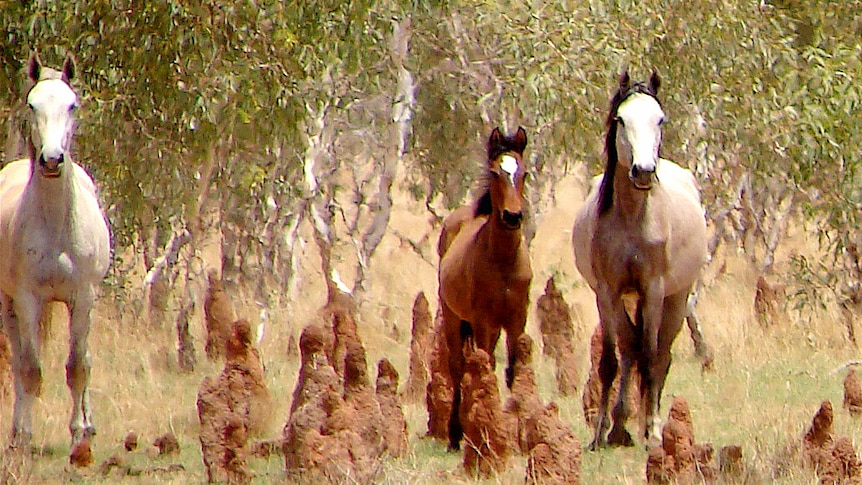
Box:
[597,73,662,215]
[475,129,526,217]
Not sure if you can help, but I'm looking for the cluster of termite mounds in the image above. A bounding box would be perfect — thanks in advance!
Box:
[280,292,408,484]
[199,274,410,484]
[421,275,583,483]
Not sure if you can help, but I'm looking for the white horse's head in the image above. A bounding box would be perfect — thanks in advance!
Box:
[26,53,78,178]
[614,71,664,190]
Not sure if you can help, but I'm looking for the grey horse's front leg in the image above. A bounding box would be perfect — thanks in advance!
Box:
[67,290,96,444]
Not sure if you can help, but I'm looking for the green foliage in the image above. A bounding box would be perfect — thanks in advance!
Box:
[2,0,861,308]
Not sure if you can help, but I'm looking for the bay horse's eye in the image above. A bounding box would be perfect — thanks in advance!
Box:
[490,170,501,179]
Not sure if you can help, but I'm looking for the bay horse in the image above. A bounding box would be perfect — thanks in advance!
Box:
[0,53,111,447]
[571,71,708,449]
[438,126,532,450]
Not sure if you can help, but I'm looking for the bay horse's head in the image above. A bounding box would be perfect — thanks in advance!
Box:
[25,52,78,179]
[478,127,528,230]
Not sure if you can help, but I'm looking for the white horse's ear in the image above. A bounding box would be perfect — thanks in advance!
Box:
[28,52,41,82]
[62,55,76,83]
[649,71,661,94]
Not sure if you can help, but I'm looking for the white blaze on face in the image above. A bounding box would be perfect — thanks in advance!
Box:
[27,78,77,161]
[500,154,519,186]
[616,92,664,174]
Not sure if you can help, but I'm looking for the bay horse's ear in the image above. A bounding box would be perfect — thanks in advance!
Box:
[618,70,631,92]
[62,55,76,83]
[649,70,661,94]
[488,127,504,154]
[28,51,41,82]
[513,127,528,154]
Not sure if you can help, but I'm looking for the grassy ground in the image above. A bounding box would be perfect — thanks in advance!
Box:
[2,256,860,485]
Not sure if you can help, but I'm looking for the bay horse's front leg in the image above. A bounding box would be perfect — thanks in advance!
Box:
[504,316,526,389]
[442,303,467,451]
[67,290,96,444]
[2,292,44,446]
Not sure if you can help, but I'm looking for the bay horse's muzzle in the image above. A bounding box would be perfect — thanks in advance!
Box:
[502,209,523,229]
[39,154,64,178]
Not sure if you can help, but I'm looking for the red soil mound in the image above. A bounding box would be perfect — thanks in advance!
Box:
[404,291,433,403]
[460,342,515,477]
[376,358,408,457]
[197,318,272,484]
[204,269,236,361]
[646,396,717,484]
[283,316,401,484]
[754,275,786,326]
[844,369,862,417]
[802,400,862,484]
[536,276,579,396]
[505,333,543,453]
[70,438,94,468]
[524,402,582,485]
[426,311,453,441]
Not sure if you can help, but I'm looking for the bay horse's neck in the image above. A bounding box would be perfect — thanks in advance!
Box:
[481,214,524,263]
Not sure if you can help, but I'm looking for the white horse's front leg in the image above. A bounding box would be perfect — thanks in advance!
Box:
[3,292,43,445]
[67,290,95,444]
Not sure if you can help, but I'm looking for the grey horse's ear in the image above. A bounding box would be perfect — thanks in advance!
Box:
[618,70,631,91]
[649,70,661,94]
[28,51,41,82]
[62,55,76,83]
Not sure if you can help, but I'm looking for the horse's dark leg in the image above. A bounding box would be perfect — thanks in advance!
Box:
[608,318,638,447]
[504,318,526,389]
[590,288,624,450]
[444,311,469,451]
[644,291,688,446]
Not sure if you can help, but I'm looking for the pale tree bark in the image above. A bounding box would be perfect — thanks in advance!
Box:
[299,88,344,305]
[353,17,416,296]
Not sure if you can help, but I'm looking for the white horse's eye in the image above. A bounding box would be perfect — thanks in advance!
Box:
[69,103,78,112]
[658,117,665,126]
[616,117,624,127]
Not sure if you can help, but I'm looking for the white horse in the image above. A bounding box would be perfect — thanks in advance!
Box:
[572,71,708,449]
[0,53,111,446]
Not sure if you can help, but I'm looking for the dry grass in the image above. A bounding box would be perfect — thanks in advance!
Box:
[2,175,859,484]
